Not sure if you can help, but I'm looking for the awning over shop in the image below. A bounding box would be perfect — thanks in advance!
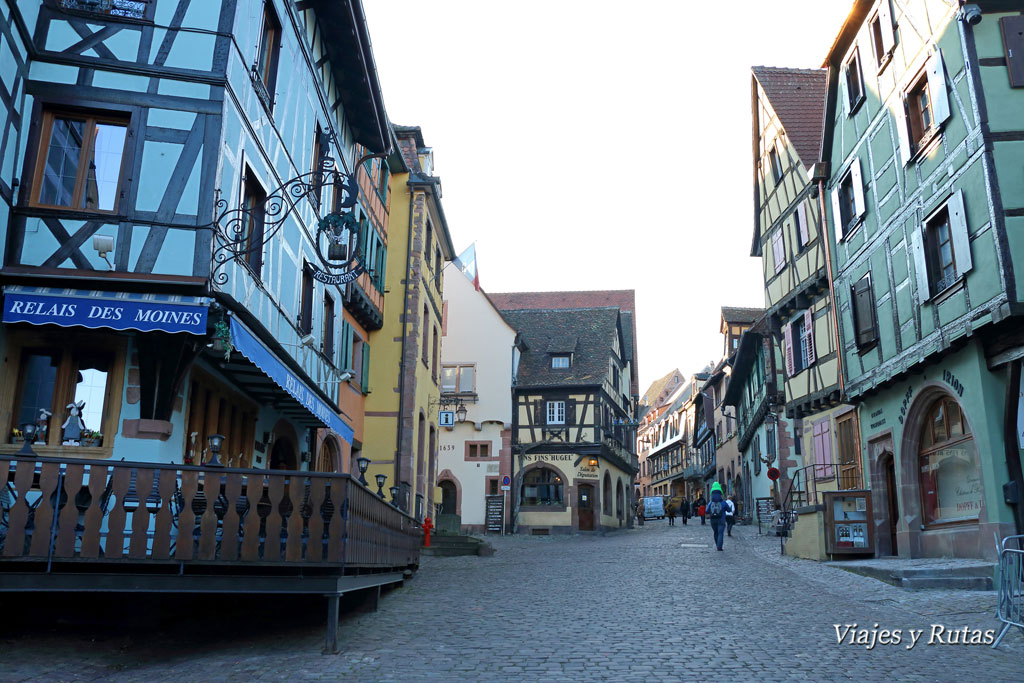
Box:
[229,317,354,444]
[2,285,207,335]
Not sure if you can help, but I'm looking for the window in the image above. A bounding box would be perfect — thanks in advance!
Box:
[831,160,865,240]
[521,468,563,506]
[255,2,281,110]
[768,144,784,185]
[59,0,155,21]
[241,172,267,277]
[843,47,865,114]
[784,310,815,376]
[851,273,878,350]
[552,355,570,369]
[8,342,122,450]
[895,50,951,165]
[322,293,335,362]
[376,159,390,201]
[185,370,257,468]
[435,248,442,279]
[869,2,895,69]
[425,221,433,264]
[299,263,314,336]
[794,202,809,253]
[919,396,979,525]
[547,400,566,425]
[421,305,429,365]
[441,364,475,394]
[488,479,499,496]
[771,230,785,274]
[467,442,491,458]
[311,124,328,209]
[32,111,129,213]
[911,190,971,301]
[432,326,439,382]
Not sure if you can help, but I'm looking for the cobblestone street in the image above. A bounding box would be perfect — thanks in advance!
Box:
[2,522,1022,681]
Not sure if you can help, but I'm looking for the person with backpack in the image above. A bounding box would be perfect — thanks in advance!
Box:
[706,482,728,551]
[725,494,737,537]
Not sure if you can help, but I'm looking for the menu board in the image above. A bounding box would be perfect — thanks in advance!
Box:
[485,495,504,533]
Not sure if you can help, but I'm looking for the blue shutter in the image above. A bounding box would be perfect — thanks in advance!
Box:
[361,342,371,394]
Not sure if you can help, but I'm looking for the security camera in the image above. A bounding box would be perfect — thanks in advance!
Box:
[960,4,982,25]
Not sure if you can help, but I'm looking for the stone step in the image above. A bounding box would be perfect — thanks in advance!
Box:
[828,559,996,591]
[422,546,481,557]
[900,576,993,590]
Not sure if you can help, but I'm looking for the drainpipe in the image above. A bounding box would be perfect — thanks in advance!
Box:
[1003,361,1024,536]
[394,181,416,509]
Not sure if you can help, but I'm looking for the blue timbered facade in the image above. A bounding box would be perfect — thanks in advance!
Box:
[0,0,396,471]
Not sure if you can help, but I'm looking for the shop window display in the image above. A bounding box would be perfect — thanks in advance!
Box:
[918,396,980,525]
[521,467,563,506]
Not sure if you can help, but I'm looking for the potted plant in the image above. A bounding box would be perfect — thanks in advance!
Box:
[80,429,102,448]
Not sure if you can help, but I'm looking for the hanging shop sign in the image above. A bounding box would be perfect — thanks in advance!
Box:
[2,286,207,335]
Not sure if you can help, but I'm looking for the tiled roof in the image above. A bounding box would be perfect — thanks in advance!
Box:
[721,306,765,325]
[500,307,621,389]
[489,290,638,395]
[640,368,682,407]
[752,66,827,167]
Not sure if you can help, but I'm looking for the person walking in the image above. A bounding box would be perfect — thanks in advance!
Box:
[696,493,707,525]
[725,494,737,537]
[707,482,728,551]
[681,497,689,525]
[666,501,676,526]
[636,499,645,526]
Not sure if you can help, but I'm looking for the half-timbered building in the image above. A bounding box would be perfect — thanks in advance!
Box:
[0,0,418,634]
[821,0,1024,560]
[501,306,637,534]
[751,66,862,559]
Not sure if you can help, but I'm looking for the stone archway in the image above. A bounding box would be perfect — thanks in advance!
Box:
[315,434,341,473]
[897,384,986,559]
[269,418,300,470]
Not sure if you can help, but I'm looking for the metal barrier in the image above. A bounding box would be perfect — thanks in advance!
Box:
[993,534,1024,649]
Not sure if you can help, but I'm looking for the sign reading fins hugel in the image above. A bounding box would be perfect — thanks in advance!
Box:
[3,290,207,334]
[229,318,354,444]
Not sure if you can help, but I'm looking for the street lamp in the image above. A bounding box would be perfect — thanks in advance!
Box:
[356,456,370,486]
[18,423,37,456]
[375,473,387,499]
[206,434,225,467]
[389,485,400,506]
[588,456,599,468]
[456,403,468,424]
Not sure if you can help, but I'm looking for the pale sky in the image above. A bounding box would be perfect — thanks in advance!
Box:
[362,0,853,394]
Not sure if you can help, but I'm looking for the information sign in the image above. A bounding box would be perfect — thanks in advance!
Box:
[438,410,454,427]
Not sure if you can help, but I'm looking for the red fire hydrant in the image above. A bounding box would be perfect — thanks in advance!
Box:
[422,517,434,548]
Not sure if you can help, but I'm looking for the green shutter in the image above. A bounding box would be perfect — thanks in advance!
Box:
[361,342,371,394]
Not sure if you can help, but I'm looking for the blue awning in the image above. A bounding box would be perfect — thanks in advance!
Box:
[2,285,207,335]
[229,317,354,444]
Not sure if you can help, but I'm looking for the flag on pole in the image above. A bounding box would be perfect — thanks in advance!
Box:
[453,243,479,290]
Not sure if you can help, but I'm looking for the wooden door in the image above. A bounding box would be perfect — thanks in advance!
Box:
[578,484,595,531]
[883,455,899,555]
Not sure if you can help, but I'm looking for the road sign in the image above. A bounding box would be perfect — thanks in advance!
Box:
[767,466,781,481]
[501,475,511,486]
[438,410,454,427]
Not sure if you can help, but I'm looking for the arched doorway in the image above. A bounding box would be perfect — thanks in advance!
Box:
[315,435,340,473]
[439,480,457,515]
[899,388,985,558]
[878,451,899,556]
[270,439,297,471]
[616,479,625,522]
[602,471,612,516]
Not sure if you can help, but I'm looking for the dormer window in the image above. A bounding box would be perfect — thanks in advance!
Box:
[60,0,154,21]
[551,355,571,369]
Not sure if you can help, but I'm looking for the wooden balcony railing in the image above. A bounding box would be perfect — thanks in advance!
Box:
[0,455,419,573]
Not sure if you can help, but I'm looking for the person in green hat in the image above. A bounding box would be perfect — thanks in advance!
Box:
[706,482,728,551]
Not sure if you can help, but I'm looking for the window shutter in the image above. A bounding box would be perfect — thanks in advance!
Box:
[441,301,448,336]
[852,277,877,347]
[841,63,851,116]
[894,96,913,166]
[534,400,543,425]
[566,398,576,425]
[345,323,355,369]
[361,342,370,392]
[797,202,810,247]
[830,185,844,240]
[783,322,795,377]
[947,189,972,278]
[772,230,785,273]
[804,309,816,365]
[909,227,932,302]
[821,421,834,477]
[851,157,866,220]
[926,48,951,127]
[1002,16,1024,88]
[879,0,895,55]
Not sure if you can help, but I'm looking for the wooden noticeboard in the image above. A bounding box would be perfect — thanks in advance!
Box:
[485,495,504,533]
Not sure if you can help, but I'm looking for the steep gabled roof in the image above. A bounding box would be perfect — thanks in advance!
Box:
[499,307,622,389]
[640,368,683,408]
[488,290,638,395]
[721,306,765,326]
[752,66,828,168]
